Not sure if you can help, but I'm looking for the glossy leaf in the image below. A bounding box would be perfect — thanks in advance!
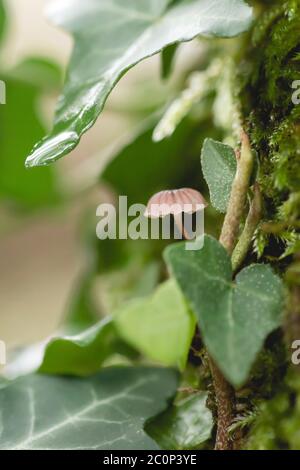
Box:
[147,393,213,450]
[0,367,178,450]
[165,235,284,387]
[115,280,196,371]
[26,0,253,167]
[201,138,236,213]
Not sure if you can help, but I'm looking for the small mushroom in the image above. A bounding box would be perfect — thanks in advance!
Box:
[145,188,207,240]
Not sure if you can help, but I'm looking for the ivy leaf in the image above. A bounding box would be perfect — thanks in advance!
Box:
[4,281,190,378]
[0,367,178,450]
[4,317,136,379]
[26,0,253,167]
[201,138,237,213]
[115,280,196,371]
[39,317,136,376]
[146,393,213,450]
[165,235,284,387]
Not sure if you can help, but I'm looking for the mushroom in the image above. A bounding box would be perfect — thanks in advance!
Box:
[144,188,207,240]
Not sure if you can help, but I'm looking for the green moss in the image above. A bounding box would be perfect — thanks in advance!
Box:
[246,369,300,450]
[232,3,300,449]
[238,0,300,260]
[270,107,300,192]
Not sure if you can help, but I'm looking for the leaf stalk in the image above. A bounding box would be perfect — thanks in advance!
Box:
[220,131,254,255]
[231,183,263,272]
[212,131,254,450]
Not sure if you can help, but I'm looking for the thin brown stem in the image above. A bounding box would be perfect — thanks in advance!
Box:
[220,131,254,254]
[209,358,235,450]
[211,131,254,451]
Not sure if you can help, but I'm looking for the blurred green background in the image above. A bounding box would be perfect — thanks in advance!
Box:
[0,0,206,349]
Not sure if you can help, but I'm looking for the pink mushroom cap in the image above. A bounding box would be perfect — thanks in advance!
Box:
[144,188,208,218]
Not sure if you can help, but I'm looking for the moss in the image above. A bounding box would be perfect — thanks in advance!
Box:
[245,369,300,450]
[237,0,300,259]
[233,2,300,449]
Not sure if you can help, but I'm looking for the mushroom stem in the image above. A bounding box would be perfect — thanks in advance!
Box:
[173,213,192,240]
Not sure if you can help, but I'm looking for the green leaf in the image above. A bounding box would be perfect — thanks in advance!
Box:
[98,259,161,314]
[39,317,136,377]
[4,317,137,379]
[0,61,61,209]
[201,138,237,213]
[115,280,196,371]
[161,43,178,79]
[146,393,213,450]
[64,272,99,331]
[26,0,253,167]
[165,235,284,387]
[0,367,178,450]
[0,377,9,390]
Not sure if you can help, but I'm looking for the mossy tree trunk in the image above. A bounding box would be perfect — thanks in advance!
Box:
[229,0,300,449]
